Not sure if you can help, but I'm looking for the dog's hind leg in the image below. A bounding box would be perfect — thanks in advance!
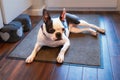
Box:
[69,24,97,36]
[25,43,42,63]
[79,20,105,33]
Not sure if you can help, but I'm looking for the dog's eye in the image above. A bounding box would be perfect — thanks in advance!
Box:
[62,28,65,31]
[49,28,55,33]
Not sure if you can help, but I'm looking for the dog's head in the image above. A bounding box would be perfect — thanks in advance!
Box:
[42,8,66,41]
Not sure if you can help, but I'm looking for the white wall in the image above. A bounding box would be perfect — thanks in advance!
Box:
[32,0,44,9]
[28,0,120,16]
[46,0,117,8]
[0,1,3,28]
[117,0,120,10]
[26,0,45,15]
[0,8,3,28]
[0,0,32,24]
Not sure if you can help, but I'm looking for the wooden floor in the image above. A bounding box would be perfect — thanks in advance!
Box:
[0,12,120,80]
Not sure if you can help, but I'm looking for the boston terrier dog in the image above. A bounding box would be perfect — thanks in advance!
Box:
[25,8,105,63]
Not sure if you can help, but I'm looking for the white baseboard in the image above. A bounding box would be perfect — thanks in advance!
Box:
[24,5,119,16]
[25,5,46,16]
[47,7,118,11]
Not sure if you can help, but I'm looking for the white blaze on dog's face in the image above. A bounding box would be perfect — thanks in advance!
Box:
[42,9,66,41]
[52,18,65,40]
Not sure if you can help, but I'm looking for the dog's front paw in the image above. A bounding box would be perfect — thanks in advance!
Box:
[25,55,35,63]
[57,54,64,63]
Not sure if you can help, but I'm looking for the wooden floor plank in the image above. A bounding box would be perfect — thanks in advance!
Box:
[105,14,120,56]
[98,15,113,80]
[83,67,97,80]
[0,60,23,80]
[50,64,69,80]
[108,13,120,80]
[19,62,54,80]
[67,66,83,80]
[111,56,120,80]
[0,60,55,80]
[111,14,120,42]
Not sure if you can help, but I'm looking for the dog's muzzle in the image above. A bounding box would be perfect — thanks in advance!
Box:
[55,32,62,41]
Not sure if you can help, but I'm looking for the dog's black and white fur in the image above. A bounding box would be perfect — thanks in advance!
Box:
[25,8,105,63]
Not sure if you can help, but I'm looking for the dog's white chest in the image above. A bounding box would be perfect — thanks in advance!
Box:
[41,39,65,47]
[43,39,65,47]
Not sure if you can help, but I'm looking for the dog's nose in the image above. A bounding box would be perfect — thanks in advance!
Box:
[56,32,61,39]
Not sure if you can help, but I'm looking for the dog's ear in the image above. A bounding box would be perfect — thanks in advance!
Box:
[60,8,66,21]
[43,9,51,23]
